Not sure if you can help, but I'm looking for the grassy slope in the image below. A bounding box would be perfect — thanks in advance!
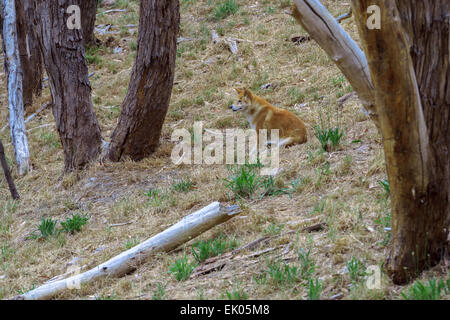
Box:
[0,0,448,300]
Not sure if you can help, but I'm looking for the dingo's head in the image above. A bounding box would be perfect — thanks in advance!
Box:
[230,88,253,112]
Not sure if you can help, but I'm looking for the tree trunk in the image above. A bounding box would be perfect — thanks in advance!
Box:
[351,0,449,284]
[15,0,43,109]
[27,0,102,172]
[14,202,240,300]
[0,138,20,200]
[293,0,449,284]
[1,0,31,175]
[107,0,180,161]
[291,1,377,125]
[80,0,98,45]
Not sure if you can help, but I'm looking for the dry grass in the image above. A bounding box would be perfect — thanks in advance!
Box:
[0,0,448,300]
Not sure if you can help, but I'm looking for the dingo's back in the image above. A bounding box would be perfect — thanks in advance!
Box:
[230,88,307,146]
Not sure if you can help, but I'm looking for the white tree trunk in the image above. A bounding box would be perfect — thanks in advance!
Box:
[2,0,30,175]
[13,202,240,300]
[292,0,378,125]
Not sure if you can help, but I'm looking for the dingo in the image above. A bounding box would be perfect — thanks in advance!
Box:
[230,88,308,148]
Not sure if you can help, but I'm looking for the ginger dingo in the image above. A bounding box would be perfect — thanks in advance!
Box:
[230,87,308,148]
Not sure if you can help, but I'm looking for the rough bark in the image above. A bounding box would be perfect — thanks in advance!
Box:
[16,0,42,109]
[14,202,240,300]
[108,0,180,161]
[292,0,378,125]
[352,0,449,284]
[80,0,98,45]
[1,1,43,109]
[1,0,31,175]
[0,138,20,200]
[27,0,102,172]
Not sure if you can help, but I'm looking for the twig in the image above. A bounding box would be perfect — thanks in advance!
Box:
[27,123,54,132]
[42,73,94,87]
[45,265,88,284]
[24,102,52,124]
[96,9,128,16]
[1,102,51,133]
[302,222,327,233]
[211,30,239,54]
[211,30,219,43]
[336,8,353,23]
[13,202,240,300]
[234,236,271,253]
[191,224,328,279]
[177,37,194,44]
[225,38,238,54]
[337,91,356,109]
[108,222,132,228]
[235,224,326,254]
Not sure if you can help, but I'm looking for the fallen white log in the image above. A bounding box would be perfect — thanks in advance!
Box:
[42,72,94,89]
[13,202,240,300]
[2,0,30,175]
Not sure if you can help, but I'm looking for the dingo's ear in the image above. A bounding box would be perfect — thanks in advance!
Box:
[243,87,253,99]
[235,88,244,95]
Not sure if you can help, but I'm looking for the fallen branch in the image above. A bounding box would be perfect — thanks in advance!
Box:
[337,91,356,109]
[27,123,54,133]
[42,73,94,88]
[12,202,240,300]
[291,35,311,45]
[211,30,219,43]
[95,24,112,35]
[302,222,327,233]
[96,8,128,16]
[1,102,52,133]
[177,37,194,44]
[329,293,344,300]
[225,38,238,54]
[2,0,30,175]
[211,30,239,54]
[235,224,326,254]
[190,246,281,279]
[190,224,328,279]
[108,222,132,228]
